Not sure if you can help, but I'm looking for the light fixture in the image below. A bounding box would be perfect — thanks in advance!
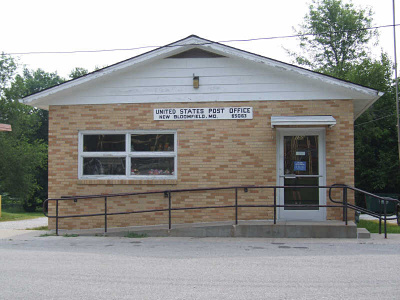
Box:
[193,74,199,89]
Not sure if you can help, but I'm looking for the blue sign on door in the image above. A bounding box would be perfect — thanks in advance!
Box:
[294,161,307,171]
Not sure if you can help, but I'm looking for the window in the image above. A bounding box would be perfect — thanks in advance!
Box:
[79,131,177,179]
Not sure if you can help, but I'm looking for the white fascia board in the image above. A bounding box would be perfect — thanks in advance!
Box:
[271,115,337,128]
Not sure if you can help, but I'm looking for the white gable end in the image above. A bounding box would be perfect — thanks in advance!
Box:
[23,36,382,119]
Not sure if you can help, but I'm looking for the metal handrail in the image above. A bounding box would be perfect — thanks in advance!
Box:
[328,184,400,238]
[43,184,400,238]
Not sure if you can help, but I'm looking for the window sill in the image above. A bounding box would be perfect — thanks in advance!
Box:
[77,179,178,185]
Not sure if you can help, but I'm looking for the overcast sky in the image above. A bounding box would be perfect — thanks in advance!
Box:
[1,0,398,78]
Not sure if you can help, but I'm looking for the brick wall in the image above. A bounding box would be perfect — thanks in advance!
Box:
[48,100,354,229]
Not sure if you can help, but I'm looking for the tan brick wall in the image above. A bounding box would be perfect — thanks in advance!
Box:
[48,100,354,229]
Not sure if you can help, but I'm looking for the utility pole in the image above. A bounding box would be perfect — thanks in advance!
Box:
[394,0,400,164]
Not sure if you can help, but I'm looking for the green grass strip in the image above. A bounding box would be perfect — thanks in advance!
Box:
[124,232,147,238]
[26,225,49,230]
[357,219,400,234]
[0,211,44,222]
[63,234,79,237]
[39,233,57,237]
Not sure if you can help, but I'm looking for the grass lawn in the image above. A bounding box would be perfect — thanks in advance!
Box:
[124,232,148,238]
[357,219,400,234]
[27,225,48,230]
[0,210,44,222]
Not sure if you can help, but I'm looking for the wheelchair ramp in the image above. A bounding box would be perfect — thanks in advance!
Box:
[56,220,359,238]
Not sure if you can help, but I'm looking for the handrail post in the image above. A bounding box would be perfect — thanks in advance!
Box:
[235,188,238,225]
[379,197,382,234]
[384,198,387,239]
[104,197,107,234]
[343,187,348,225]
[273,187,276,224]
[56,199,59,236]
[168,191,172,230]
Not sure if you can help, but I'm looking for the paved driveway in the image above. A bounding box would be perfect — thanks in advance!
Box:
[0,230,399,300]
[0,217,47,230]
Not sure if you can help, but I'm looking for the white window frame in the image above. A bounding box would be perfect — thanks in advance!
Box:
[78,130,177,180]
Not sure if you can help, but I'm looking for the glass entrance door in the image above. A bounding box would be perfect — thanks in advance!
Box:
[277,129,326,221]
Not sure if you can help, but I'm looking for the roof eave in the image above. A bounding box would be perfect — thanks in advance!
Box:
[354,91,385,120]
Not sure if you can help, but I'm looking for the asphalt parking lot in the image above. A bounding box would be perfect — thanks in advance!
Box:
[0,230,399,300]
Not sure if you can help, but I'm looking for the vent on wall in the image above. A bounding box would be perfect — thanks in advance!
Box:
[166,48,226,58]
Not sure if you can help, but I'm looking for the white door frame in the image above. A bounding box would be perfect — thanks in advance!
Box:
[276,128,327,221]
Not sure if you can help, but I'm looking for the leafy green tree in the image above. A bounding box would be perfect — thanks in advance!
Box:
[293,0,377,78]
[0,53,17,97]
[1,58,91,210]
[5,68,65,142]
[69,67,88,79]
[291,0,399,196]
[347,54,400,193]
[0,59,65,211]
[0,131,47,211]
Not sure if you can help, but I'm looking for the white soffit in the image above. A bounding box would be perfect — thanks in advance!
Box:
[271,116,337,128]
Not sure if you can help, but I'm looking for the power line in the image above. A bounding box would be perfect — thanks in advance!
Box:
[354,113,397,127]
[5,23,400,56]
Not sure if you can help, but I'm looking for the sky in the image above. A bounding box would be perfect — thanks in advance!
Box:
[1,0,399,78]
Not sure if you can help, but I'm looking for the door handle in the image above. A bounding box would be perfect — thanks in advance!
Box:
[280,174,323,178]
[282,174,296,179]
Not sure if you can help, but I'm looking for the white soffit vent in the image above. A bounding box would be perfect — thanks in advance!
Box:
[271,116,337,128]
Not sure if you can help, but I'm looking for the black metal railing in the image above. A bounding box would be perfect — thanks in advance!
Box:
[329,184,399,238]
[43,184,400,238]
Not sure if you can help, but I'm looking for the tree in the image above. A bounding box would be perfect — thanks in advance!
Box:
[348,54,400,193]
[291,0,399,196]
[0,130,47,210]
[5,68,65,142]
[0,59,93,211]
[0,59,65,211]
[0,53,17,97]
[293,0,377,78]
[69,67,88,79]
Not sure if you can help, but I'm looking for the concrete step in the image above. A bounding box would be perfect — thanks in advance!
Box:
[56,220,358,238]
[357,228,371,239]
